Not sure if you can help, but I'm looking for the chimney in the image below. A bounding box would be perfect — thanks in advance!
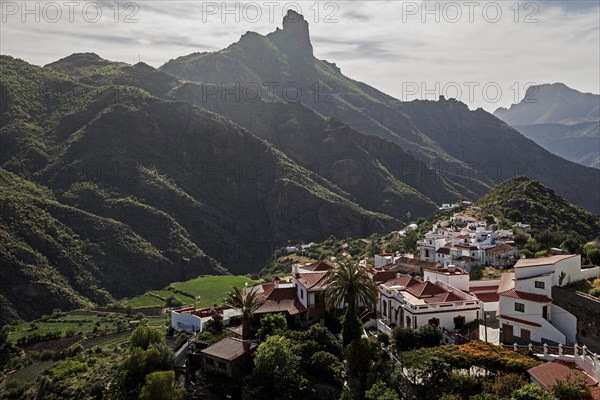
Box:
[292,263,300,274]
[447,265,456,272]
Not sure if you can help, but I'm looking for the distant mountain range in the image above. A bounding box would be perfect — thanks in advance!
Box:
[1,11,599,322]
[494,83,600,168]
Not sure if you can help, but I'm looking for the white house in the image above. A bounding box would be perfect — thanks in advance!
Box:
[171,307,242,333]
[379,271,480,331]
[419,235,447,262]
[498,255,600,345]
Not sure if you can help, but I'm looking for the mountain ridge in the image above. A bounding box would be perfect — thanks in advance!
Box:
[161,11,600,213]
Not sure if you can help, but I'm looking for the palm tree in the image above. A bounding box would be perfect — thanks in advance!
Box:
[324,263,377,345]
[224,286,263,340]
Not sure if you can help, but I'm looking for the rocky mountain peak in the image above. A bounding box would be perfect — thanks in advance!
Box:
[270,10,313,57]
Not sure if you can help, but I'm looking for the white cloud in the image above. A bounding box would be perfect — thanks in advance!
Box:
[1,0,598,111]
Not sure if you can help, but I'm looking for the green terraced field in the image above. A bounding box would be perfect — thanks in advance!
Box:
[123,275,260,309]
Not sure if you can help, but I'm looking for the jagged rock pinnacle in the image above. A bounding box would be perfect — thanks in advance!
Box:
[273,10,313,57]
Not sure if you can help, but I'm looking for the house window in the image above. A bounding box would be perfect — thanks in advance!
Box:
[300,289,304,299]
[425,249,430,258]
[428,318,440,326]
[535,281,545,289]
[218,361,226,369]
[515,303,525,312]
[383,301,387,317]
[454,315,465,329]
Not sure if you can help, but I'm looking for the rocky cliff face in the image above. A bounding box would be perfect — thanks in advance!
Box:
[162,14,600,214]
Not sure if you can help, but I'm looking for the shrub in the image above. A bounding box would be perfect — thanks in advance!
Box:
[551,373,593,400]
[588,288,600,298]
[493,373,527,398]
[377,332,390,347]
[47,359,87,380]
[512,384,557,400]
[365,381,398,400]
[130,325,163,350]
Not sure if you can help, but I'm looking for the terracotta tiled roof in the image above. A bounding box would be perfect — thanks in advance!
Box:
[254,287,306,316]
[382,275,421,289]
[201,338,257,361]
[497,314,542,327]
[455,256,478,262]
[406,281,447,298]
[474,293,500,303]
[487,243,514,255]
[528,361,600,397]
[423,292,464,303]
[499,288,551,303]
[296,272,328,290]
[436,247,451,255]
[514,254,577,268]
[372,270,398,283]
[469,285,500,293]
[300,261,336,271]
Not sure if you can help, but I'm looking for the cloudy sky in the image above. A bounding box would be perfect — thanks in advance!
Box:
[1,0,599,111]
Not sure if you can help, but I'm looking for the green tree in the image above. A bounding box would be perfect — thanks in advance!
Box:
[202,313,224,336]
[345,338,372,395]
[417,324,442,348]
[308,351,342,384]
[587,248,600,265]
[365,381,399,400]
[562,237,583,254]
[251,335,307,399]
[392,326,415,351]
[122,343,174,391]
[165,295,183,308]
[512,384,557,400]
[139,371,185,400]
[514,233,529,248]
[551,373,593,400]
[324,263,377,346]
[493,373,527,398]
[257,313,287,341]
[130,326,163,350]
[224,286,263,340]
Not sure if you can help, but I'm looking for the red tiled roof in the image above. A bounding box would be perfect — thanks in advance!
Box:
[246,282,276,300]
[497,314,542,327]
[499,288,551,303]
[406,281,447,298]
[529,361,600,398]
[487,243,514,255]
[301,261,336,272]
[474,293,500,303]
[469,285,500,293]
[382,275,421,289]
[424,292,464,303]
[201,338,257,361]
[455,256,478,262]
[254,287,306,316]
[296,272,328,290]
[372,270,397,283]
